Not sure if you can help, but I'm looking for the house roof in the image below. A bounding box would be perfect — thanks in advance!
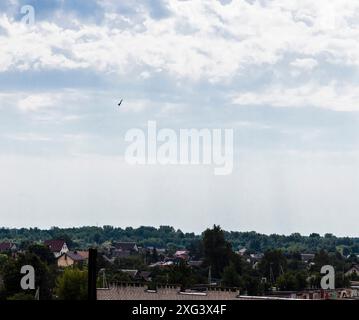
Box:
[44,239,66,252]
[347,265,359,272]
[76,250,89,259]
[301,253,315,261]
[137,271,152,280]
[0,242,13,251]
[66,251,85,261]
[113,242,137,251]
[175,250,189,256]
[250,253,264,261]
[188,260,204,267]
[57,251,85,262]
[149,261,174,268]
[121,269,138,278]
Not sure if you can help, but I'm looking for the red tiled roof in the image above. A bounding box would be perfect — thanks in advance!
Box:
[44,239,66,252]
[0,242,13,251]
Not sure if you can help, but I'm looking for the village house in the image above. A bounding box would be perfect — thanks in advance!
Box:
[174,250,189,260]
[0,242,17,253]
[76,250,89,260]
[120,269,152,282]
[301,253,315,263]
[149,261,174,268]
[248,253,264,264]
[44,239,69,258]
[144,247,167,257]
[188,260,204,268]
[236,248,247,256]
[57,251,88,268]
[111,242,139,258]
[345,265,359,277]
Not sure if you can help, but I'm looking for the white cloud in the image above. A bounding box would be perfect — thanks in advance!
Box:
[119,99,150,113]
[17,93,57,112]
[0,89,92,113]
[232,82,359,111]
[290,58,318,70]
[4,133,53,142]
[1,0,359,85]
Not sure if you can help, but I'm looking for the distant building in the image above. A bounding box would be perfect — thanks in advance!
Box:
[237,248,247,256]
[76,250,89,260]
[112,242,139,258]
[44,239,69,258]
[57,251,87,268]
[136,271,152,282]
[301,253,315,263]
[188,260,204,268]
[144,247,166,256]
[249,253,264,262]
[0,242,16,253]
[121,269,138,278]
[119,270,152,282]
[149,261,174,268]
[174,250,189,260]
[345,265,359,277]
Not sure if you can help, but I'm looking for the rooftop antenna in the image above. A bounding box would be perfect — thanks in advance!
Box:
[99,268,108,288]
[34,286,40,300]
[208,266,212,286]
[269,263,275,284]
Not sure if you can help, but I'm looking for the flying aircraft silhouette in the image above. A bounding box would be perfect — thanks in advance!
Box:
[118,99,123,107]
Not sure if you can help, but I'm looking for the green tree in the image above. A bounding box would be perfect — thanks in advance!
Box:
[2,252,53,300]
[0,253,9,271]
[28,244,55,265]
[241,275,263,296]
[222,263,241,287]
[312,249,330,272]
[276,271,307,291]
[55,268,88,300]
[202,225,232,277]
[152,248,159,263]
[258,250,287,284]
[168,260,195,290]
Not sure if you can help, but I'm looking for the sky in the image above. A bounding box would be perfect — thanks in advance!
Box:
[1,0,359,235]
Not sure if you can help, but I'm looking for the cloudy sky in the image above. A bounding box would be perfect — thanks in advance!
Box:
[1,0,359,235]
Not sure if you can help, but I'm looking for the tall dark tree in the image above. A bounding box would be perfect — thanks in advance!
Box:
[152,248,159,263]
[28,244,55,265]
[168,260,195,290]
[202,225,232,277]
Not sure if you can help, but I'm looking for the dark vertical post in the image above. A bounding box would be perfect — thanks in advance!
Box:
[88,248,97,301]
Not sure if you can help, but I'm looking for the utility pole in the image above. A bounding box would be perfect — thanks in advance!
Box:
[34,287,40,300]
[88,248,97,301]
[208,266,212,286]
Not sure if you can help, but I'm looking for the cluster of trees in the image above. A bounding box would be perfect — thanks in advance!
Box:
[0,244,87,300]
[1,226,359,255]
[97,226,357,295]
[0,225,358,299]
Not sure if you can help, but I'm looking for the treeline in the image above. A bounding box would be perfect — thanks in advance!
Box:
[0,226,359,254]
[0,225,358,299]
